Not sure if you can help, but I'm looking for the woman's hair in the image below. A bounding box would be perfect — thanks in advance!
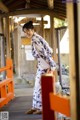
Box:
[22,21,34,31]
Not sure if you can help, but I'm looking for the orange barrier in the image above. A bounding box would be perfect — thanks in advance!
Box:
[41,74,70,120]
[0,58,14,108]
[50,93,70,117]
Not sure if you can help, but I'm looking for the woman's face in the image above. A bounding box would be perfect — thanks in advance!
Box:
[23,28,34,38]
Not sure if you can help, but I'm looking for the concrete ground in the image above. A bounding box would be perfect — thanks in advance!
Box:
[0,74,70,120]
[0,75,42,120]
[14,88,33,97]
[1,95,42,120]
[1,85,42,120]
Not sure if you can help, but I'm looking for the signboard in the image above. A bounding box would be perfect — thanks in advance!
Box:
[25,45,35,61]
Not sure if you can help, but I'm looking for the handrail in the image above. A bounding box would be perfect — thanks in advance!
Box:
[0,66,11,72]
[41,74,70,120]
[0,58,14,108]
[50,93,70,117]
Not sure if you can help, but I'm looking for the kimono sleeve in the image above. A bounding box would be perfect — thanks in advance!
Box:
[39,37,56,70]
[31,42,40,59]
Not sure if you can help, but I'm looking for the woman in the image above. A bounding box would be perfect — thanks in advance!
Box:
[23,21,56,114]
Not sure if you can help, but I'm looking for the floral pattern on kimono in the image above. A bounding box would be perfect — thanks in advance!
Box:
[31,32,56,110]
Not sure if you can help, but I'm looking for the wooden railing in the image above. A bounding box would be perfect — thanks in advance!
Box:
[0,58,14,108]
[41,74,70,120]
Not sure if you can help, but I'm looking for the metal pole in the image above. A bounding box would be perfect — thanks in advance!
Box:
[57,29,63,87]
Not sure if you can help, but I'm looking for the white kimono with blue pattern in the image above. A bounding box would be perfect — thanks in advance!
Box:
[31,32,56,110]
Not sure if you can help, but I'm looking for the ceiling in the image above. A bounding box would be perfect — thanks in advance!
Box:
[0,0,66,19]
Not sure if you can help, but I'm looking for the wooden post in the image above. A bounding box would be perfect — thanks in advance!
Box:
[67,3,77,120]
[50,15,57,82]
[50,15,54,48]
[40,17,44,37]
[5,16,11,58]
[0,17,3,33]
[41,74,55,120]
[77,3,80,119]
[0,34,6,79]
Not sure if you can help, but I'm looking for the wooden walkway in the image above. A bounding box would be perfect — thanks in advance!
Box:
[0,96,42,120]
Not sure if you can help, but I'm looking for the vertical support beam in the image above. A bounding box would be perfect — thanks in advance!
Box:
[9,17,14,60]
[77,3,80,117]
[67,3,77,120]
[17,25,21,77]
[41,74,55,120]
[50,15,57,61]
[50,15,57,81]
[5,16,11,58]
[40,17,44,37]
[0,35,6,79]
[74,3,80,119]
[0,17,3,33]
[57,29,62,86]
[50,15,54,48]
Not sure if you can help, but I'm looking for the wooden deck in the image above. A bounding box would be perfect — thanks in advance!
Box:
[0,96,42,120]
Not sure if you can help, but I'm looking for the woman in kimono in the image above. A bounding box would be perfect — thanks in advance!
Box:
[23,21,56,114]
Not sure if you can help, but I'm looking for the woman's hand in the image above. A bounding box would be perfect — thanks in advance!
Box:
[46,68,51,73]
[47,68,55,75]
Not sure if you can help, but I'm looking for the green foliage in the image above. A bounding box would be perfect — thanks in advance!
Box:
[54,18,67,28]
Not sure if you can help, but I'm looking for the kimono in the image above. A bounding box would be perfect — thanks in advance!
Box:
[31,32,56,110]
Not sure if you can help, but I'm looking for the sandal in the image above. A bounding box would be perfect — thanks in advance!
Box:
[33,110,42,114]
[25,108,36,114]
